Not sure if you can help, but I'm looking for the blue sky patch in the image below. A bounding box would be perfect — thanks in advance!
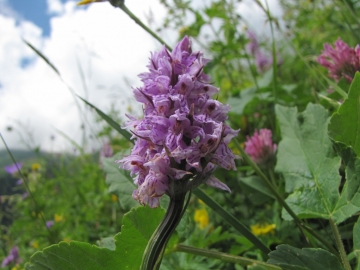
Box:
[5,0,69,37]
[20,57,33,69]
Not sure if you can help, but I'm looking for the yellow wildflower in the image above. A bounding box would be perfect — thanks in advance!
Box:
[54,214,64,222]
[111,194,118,202]
[77,0,105,6]
[31,241,39,249]
[179,26,189,36]
[198,199,205,205]
[63,238,71,243]
[194,209,209,229]
[31,163,41,171]
[250,223,276,236]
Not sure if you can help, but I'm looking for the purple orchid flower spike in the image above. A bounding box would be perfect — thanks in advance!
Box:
[116,36,239,208]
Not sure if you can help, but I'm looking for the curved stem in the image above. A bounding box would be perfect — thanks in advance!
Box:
[174,244,281,269]
[140,187,187,270]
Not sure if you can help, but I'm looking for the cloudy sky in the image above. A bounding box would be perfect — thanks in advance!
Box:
[0,0,282,153]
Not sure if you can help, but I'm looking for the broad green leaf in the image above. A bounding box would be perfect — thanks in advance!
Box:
[275,104,341,221]
[26,206,165,270]
[102,152,138,210]
[268,244,344,270]
[328,72,360,157]
[331,148,360,222]
[247,265,268,270]
[276,104,360,224]
[354,216,360,269]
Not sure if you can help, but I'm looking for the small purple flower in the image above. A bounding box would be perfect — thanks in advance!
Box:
[318,38,360,83]
[22,192,29,199]
[100,142,113,158]
[246,30,278,73]
[5,162,22,174]
[117,36,239,207]
[46,220,54,228]
[1,246,21,267]
[247,31,259,55]
[245,129,277,165]
[255,51,272,73]
[16,179,23,185]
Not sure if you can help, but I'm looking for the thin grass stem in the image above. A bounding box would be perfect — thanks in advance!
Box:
[174,244,281,269]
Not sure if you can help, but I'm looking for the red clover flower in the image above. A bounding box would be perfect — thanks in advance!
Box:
[117,36,239,207]
[317,38,360,83]
[245,129,277,165]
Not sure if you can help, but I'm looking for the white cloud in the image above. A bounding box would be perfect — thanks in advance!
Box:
[238,0,285,35]
[0,0,168,152]
[0,0,22,20]
[47,0,65,15]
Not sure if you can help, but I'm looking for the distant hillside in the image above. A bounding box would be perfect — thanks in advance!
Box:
[0,149,101,175]
[0,149,40,171]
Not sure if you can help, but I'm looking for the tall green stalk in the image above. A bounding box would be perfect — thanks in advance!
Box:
[141,194,187,270]
[109,0,171,50]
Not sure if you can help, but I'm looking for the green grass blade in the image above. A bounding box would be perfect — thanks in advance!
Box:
[192,188,270,257]
[319,72,348,99]
[175,244,281,269]
[77,95,133,143]
[23,39,60,76]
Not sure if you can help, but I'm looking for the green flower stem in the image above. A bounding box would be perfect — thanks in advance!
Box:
[267,168,278,190]
[174,244,281,269]
[329,218,352,270]
[233,139,339,257]
[110,0,171,51]
[141,182,188,270]
[192,188,271,257]
[244,52,259,91]
[264,0,278,104]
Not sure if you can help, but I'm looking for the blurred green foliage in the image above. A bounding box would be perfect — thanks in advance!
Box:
[2,0,360,269]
